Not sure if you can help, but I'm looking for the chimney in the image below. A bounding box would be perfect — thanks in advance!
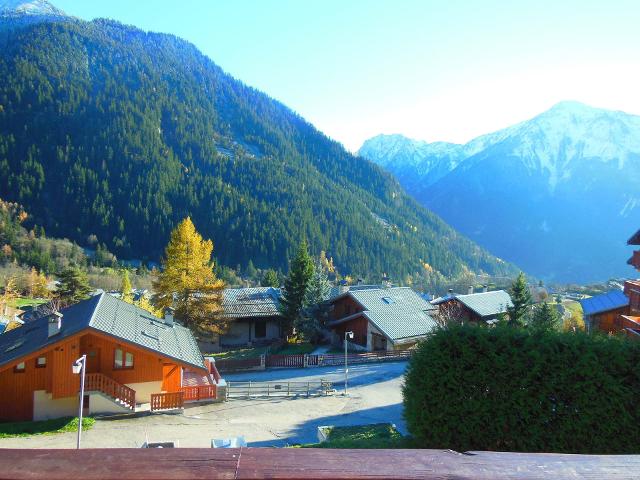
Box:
[483,285,488,293]
[448,289,454,295]
[468,285,474,295]
[47,312,63,338]
[163,307,175,327]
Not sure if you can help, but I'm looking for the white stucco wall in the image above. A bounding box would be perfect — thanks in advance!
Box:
[125,381,162,403]
[33,391,78,421]
[88,393,131,415]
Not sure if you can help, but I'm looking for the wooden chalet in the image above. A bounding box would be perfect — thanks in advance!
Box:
[432,290,513,324]
[0,293,216,422]
[327,287,438,351]
[622,228,640,339]
[214,287,284,349]
[579,289,630,333]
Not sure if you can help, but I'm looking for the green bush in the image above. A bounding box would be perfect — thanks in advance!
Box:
[403,325,640,453]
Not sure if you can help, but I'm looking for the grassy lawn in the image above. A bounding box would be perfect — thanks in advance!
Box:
[9,297,48,309]
[275,343,315,355]
[0,417,95,438]
[299,423,415,449]
[209,346,270,360]
[209,342,316,360]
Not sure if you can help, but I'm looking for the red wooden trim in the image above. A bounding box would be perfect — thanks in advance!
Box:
[0,448,638,479]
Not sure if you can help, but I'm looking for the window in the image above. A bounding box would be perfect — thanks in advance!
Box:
[14,362,25,373]
[36,356,47,368]
[125,352,134,368]
[255,322,267,338]
[114,348,134,369]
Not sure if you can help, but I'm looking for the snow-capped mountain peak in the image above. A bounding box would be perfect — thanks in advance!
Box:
[0,0,65,16]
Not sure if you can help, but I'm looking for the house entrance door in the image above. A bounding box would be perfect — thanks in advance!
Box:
[85,349,101,373]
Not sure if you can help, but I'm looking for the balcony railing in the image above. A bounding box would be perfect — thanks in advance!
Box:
[84,373,135,410]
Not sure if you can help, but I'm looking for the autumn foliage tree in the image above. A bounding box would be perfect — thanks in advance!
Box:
[153,217,225,335]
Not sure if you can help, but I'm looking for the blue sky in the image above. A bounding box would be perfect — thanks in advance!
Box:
[55,0,640,151]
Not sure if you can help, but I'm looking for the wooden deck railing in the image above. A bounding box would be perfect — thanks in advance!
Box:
[2,448,639,479]
[150,391,184,412]
[180,385,216,402]
[84,373,136,409]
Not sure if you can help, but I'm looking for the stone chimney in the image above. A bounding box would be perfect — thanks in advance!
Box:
[163,307,175,327]
[47,312,63,338]
[468,285,474,295]
[483,285,488,293]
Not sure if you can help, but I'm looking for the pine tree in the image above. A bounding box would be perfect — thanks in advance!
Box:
[261,269,280,288]
[279,239,314,337]
[135,295,163,318]
[57,267,91,306]
[507,272,532,327]
[245,260,258,281]
[120,270,133,303]
[152,217,225,335]
[529,302,560,332]
[298,258,331,342]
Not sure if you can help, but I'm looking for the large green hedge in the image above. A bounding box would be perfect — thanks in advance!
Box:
[403,325,640,453]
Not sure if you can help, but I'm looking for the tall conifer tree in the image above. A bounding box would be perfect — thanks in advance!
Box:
[507,272,532,326]
[280,240,314,336]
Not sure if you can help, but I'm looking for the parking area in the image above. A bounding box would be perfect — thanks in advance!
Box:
[0,361,408,449]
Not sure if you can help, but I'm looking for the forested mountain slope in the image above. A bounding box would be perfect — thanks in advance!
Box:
[0,9,516,281]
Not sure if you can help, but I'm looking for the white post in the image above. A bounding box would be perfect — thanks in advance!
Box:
[73,354,87,449]
[344,331,353,396]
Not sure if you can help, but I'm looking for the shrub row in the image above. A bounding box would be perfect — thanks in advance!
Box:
[403,325,640,453]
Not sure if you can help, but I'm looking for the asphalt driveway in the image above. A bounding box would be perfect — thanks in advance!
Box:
[0,361,409,449]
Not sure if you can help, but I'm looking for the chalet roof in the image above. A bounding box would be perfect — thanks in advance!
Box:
[579,290,629,316]
[329,287,438,342]
[628,229,640,245]
[347,287,438,312]
[0,293,206,371]
[222,287,282,319]
[455,290,513,318]
[364,307,437,341]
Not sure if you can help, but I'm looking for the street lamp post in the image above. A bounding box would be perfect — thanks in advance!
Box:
[344,331,353,396]
[72,354,87,449]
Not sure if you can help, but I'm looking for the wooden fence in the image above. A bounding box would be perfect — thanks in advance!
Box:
[317,350,412,366]
[215,350,411,373]
[150,391,184,412]
[214,356,263,373]
[179,385,217,402]
[265,354,305,368]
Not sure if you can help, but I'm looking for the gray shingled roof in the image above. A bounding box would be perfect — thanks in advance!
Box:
[330,287,438,341]
[0,293,206,370]
[455,290,513,318]
[222,287,282,319]
[580,290,629,316]
[348,287,438,312]
[364,306,437,341]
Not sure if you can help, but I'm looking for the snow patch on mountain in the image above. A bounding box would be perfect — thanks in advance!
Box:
[0,0,65,16]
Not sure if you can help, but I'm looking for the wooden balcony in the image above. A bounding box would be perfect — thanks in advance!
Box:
[0,448,638,479]
[627,250,640,270]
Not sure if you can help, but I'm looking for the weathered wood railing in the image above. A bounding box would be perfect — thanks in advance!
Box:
[3,448,639,479]
[179,385,216,402]
[317,350,412,366]
[150,391,184,412]
[84,373,136,409]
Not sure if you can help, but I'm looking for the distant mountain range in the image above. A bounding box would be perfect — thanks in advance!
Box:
[359,101,640,283]
[0,1,517,282]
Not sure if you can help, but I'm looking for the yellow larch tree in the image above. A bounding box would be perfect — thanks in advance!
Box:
[152,217,226,334]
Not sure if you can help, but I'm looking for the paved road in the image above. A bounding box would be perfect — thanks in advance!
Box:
[0,361,409,449]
